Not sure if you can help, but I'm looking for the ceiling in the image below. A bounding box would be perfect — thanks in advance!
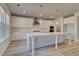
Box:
[7,3,79,19]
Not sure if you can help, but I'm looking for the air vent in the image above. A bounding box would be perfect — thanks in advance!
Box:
[40,5,43,7]
[56,10,59,12]
[17,4,20,6]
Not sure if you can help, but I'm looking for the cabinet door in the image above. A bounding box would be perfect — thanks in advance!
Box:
[12,16,33,28]
[64,16,74,24]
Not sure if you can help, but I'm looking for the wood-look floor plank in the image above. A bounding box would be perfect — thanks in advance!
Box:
[3,39,79,56]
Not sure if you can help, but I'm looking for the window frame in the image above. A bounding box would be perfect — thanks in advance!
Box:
[0,6,10,39]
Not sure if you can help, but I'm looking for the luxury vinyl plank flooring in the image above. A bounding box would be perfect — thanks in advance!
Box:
[3,39,79,56]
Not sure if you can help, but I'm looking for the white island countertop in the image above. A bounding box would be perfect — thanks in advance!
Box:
[28,32,67,37]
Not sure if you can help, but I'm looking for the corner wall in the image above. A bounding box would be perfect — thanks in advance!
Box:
[0,4,11,55]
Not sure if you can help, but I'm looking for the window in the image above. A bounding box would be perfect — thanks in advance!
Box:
[0,8,2,38]
[0,6,10,39]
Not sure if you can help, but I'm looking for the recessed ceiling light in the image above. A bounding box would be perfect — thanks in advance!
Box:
[56,13,60,16]
[40,5,43,7]
[40,21,42,23]
[40,13,42,16]
[23,10,26,14]
[50,16,54,18]
[56,10,59,12]
[56,22,59,25]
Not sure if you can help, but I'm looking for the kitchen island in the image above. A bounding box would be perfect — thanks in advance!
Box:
[26,32,72,56]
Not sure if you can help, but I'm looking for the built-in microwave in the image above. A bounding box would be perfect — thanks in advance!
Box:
[49,26,54,32]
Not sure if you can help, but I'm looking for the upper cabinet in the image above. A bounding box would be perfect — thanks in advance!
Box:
[40,20,53,28]
[11,16,33,28]
[64,16,74,24]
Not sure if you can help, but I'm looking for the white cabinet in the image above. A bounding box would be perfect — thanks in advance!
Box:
[12,16,33,28]
[64,16,74,24]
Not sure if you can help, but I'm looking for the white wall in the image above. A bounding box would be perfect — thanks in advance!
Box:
[63,24,74,40]
[74,12,79,42]
[77,17,79,41]
[66,24,74,35]
[64,16,74,24]
[0,4,11,55]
